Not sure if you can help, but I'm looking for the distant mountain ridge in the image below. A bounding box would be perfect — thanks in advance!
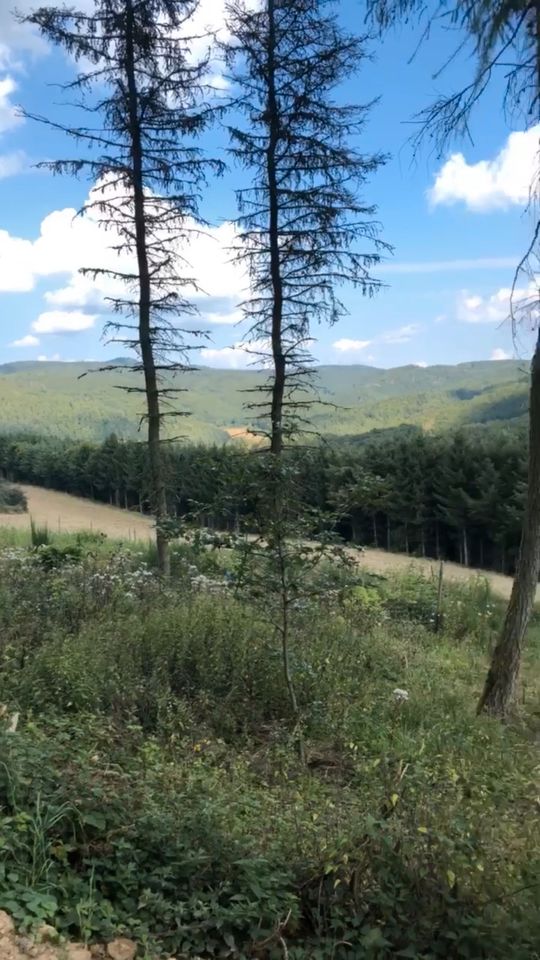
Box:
[0,358,528,443]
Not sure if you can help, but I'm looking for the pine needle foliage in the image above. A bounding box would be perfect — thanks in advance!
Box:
[23,0,224,572]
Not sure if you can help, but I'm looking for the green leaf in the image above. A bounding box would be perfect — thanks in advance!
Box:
[82,811,106,831]
[361,926,391,948]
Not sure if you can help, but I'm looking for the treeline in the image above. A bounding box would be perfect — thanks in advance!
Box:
[0,428,527,574]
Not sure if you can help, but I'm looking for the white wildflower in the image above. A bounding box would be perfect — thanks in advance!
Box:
[392,688,409,703]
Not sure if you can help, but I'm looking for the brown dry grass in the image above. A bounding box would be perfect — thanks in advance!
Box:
[0,484,523,599]
[1,485,153,541]
[359,548,517,600]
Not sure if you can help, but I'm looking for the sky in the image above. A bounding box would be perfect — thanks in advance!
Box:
[0,0,538,370]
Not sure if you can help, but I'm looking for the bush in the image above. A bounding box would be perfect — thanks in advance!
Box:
[0,482,27,514]
[0,540,538,958]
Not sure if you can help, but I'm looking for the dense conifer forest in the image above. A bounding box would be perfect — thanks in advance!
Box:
[0,425,528,574]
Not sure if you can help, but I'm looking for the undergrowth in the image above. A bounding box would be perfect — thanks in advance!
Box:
[0,535,538,959]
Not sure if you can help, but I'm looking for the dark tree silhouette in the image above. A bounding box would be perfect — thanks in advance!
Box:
[226,0,388,453]
[24,0,223,573]
[224,0,387,752]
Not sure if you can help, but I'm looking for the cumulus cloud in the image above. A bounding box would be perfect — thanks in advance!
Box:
[429,126,539,211]
[332,338,371,353]
[491,348,512,361]
[32,311,97,335]
[0,1,51,68]
[200,340,268,369]
[413,361,428,368]
[37,353,62,362]
[0,75,22,135]
[10,334,39,347]
[0,229,34,291]
[1,178,248,335]
[205,309,243,325]
[457,281,539,324]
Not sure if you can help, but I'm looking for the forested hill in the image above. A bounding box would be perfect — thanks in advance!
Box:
[0,358,528,442]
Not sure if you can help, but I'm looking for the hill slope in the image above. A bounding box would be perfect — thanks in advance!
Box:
[0,358,529,442]
[0,483,526,599]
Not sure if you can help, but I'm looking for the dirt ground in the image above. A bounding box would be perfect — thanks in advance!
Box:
[0,483,522,600]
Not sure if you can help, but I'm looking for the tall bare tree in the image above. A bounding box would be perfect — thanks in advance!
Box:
[226,0,388,454]
[225,0,387,752]
[369,0,540,717]
[25,0,222,574]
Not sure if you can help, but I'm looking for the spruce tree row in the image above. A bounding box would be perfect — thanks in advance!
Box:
[0,427,527,575]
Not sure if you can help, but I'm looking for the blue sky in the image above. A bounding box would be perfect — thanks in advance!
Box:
[0,0,537,369]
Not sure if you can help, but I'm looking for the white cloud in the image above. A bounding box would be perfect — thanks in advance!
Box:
[491,348,512,361]
[430,126,539,211]
[32,311,97,335]
[457,288,512,324]
[205,309,243,325]
[382,324,421,344]
[332,338,371,353]
[457,281,539,324]
[37,353,61,362]
[10,334,39,347]
[413,361,428,368]
[0,2,50,68]
[0,149,26,178]
[0,75,22,135]
[0,229,34,291]
[378,256,519,275]
[200,340,267,369]
[0,178,248,331]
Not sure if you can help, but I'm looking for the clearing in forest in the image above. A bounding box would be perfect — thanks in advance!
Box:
[0,483,524,600]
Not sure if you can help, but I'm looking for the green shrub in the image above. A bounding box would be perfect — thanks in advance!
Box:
[30,518,50,547]
[0,540,538,958]
[0,482,27,514]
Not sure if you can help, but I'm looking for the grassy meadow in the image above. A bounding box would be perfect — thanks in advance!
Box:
[0,526,539,959]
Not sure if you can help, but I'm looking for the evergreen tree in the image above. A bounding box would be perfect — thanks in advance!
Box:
[224,0,386,754]
[226,0,388,450]
[24,0,222,574]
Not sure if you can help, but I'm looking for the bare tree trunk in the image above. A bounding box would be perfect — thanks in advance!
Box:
[434,561,444,634]
[125,0,169,575]
[462,527,469,567]
[372,513,378,547]
[264,0,302,760]
[266,0,285,458]
[277,536,305,764]
[386,514,391,551]
[478,328,540,717]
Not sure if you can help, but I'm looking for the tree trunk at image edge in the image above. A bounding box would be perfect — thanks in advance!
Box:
[125,0,170,575]
[477,328,540,717]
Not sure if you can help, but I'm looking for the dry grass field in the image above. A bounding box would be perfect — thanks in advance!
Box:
[2,484,153,541]
[0,483,523,599]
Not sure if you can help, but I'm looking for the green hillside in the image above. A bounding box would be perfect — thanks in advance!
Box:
[0,358,529,442]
